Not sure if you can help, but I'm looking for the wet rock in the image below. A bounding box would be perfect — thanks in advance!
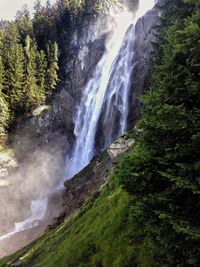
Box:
[60,135,134,221]
[62,151,111,218]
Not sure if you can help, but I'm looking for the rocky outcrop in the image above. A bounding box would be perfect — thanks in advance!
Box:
[49,135,134,227]
[107,135,134,159]
[62,152,111,219]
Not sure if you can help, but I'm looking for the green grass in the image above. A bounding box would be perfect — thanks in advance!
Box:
[0,181,136,267]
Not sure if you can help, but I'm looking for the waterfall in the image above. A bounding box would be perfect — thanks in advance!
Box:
[0,0,156,243]
[64,0,156,180]
[64,9,134,179]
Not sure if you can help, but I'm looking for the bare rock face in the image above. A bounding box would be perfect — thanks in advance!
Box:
[62,151,111,219]
[128,3,162,127]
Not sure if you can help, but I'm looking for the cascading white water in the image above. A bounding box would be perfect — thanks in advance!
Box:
[0,0,156,243]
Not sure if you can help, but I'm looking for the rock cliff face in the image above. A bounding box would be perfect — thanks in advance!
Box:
[128,2,162,127]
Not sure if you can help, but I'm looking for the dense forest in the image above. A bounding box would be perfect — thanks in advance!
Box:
[0,2,58,133]
[0,0,200,266]
[0,0,108,134]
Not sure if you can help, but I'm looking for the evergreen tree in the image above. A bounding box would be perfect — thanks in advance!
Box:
[33,0,56,49]
[36,50,47,94]
[34,0,42,17]
[0,32,3,54]
[56,0,69,13]
[24,35,44,110]
[15,5,33,45]
[0,92,9,134]
[0,50,9,133]
[45,42,59,94]
[0,56,5,92]
[0,34,4,92]
[2,22,20,49]
[46,0,52,17]
[5,43,25,116]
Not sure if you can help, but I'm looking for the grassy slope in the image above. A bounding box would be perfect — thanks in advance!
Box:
[0,180,135,267]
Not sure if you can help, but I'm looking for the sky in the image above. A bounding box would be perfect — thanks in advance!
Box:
[0,0,57,21]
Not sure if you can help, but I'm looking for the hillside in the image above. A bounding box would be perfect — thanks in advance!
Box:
[0,0,200,266]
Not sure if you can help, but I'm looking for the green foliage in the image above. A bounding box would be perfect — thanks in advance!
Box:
[0,185,141,267]
[24,35,45,110]
[114,0,200,265]
[45,42,59,93]
[0,93,9,134]
[36,50,47,92]
[0,7,60,131]
[15,5,33,45]
[0,56,5,92]
[5,43,25,117]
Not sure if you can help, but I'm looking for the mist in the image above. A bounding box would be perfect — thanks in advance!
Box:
[0,137,65,257]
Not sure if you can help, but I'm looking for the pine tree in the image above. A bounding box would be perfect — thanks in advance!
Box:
[2,22,20,50]
[34,0,42,17]
[5,43,25,116]
[0,33,4,92]
[24,35,44,110]
[0,56,4,92]
[46,0,52,17]
[0,55,9,133]
[0,92,9,134]
[36,50,47,95]
[15,5,33,45]
[45,42,59,94]
[57,0,69,13]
